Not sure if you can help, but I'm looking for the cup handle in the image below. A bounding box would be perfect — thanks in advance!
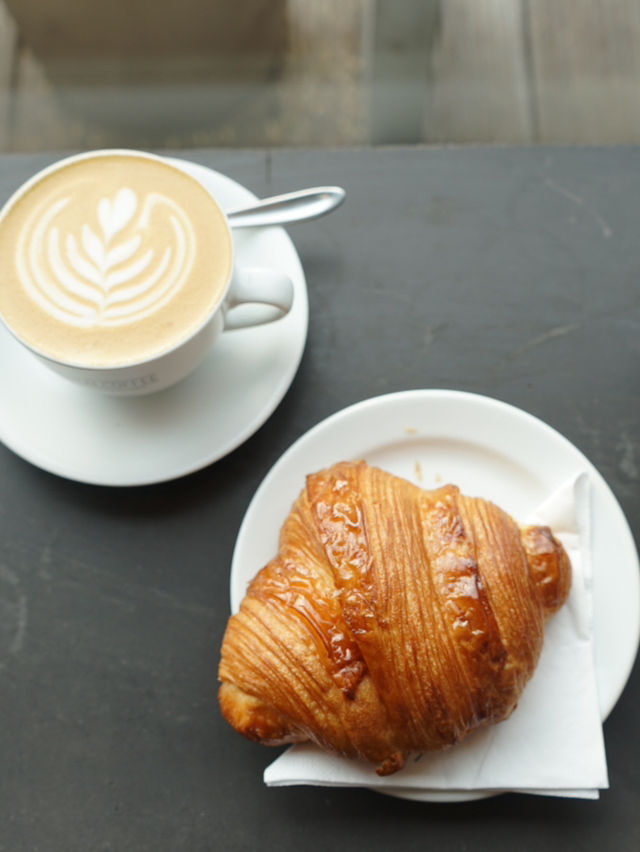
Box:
[224,267,294,330]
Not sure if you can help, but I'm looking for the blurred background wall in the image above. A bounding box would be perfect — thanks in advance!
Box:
[1,0,640,151]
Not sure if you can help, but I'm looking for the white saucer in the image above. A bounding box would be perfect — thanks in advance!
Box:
[230,389,640,802]
[0,159,308,486]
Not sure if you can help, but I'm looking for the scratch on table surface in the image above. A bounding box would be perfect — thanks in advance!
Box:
[543,177,613,239]
[424,322,449,348]
[0,563,28,658]
[508,323,581,361]
[618,430,638,480]
[38,544,53,580]
[361,285,414,305]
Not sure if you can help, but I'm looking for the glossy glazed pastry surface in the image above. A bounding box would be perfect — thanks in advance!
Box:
[219,461,571,775]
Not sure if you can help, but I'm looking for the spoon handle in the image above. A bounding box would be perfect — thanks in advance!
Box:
[226,186,345,228]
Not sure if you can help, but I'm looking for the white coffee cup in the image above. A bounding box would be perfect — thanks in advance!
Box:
[0,149,294,395]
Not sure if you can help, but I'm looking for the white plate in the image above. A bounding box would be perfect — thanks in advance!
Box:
[230,389,640,802]
[0,159,308,486]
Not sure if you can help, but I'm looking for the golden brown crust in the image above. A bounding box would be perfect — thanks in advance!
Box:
[218,461,572,774]
[520,524,573,616]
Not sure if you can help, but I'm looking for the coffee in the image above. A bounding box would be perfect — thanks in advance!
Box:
[0,152,232,367]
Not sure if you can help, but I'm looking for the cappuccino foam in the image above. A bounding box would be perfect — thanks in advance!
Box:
[0,153,232,367]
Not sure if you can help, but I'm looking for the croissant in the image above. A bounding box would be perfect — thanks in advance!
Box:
[219,461,571,775]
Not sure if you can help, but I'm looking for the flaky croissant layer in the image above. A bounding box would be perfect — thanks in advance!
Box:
[219,461,571,775]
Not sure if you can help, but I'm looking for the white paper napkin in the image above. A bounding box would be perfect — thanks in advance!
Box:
[264,474,608,799]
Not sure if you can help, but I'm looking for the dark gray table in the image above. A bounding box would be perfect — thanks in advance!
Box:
[0,147,638,851]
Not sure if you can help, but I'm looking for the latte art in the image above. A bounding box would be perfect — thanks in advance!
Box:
[0,153,232,367]
[18,186,196,328]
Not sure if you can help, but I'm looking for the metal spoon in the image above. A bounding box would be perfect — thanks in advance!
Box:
[226,186,345,228]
